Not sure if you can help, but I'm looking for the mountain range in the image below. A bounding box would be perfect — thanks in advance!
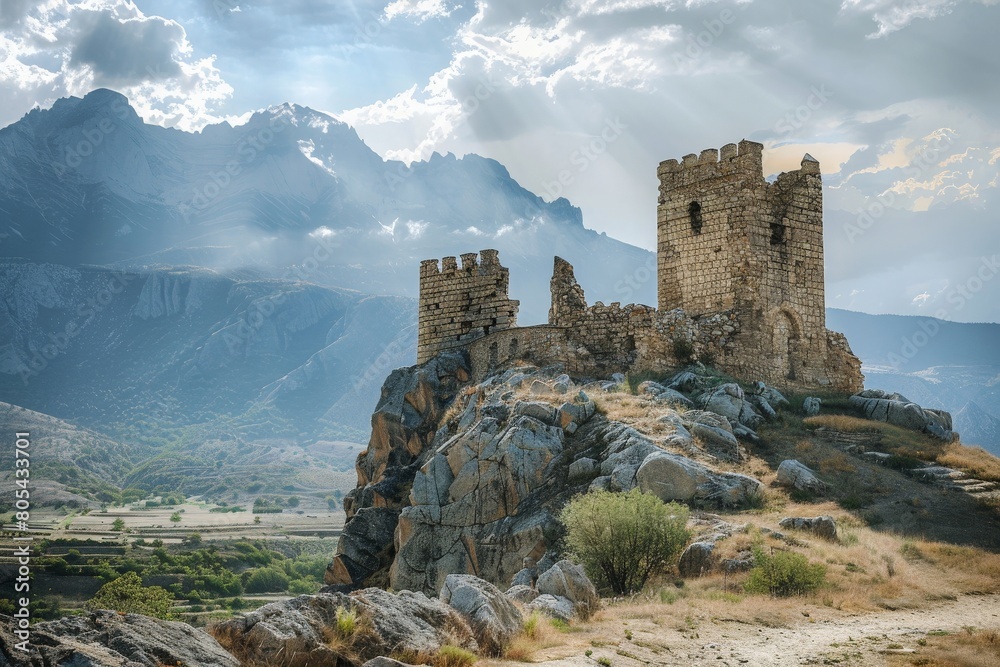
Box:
[0,89,997,504]
[0,88,654,321]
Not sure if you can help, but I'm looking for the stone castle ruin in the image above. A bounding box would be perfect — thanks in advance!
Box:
[417,140,863,393]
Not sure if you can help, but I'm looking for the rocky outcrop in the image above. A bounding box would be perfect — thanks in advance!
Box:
[779,516,838,540]
[776,459,826,494]
[527,594,576,622]
[326,353,471,588]
[803,396,822,416]
[439,575,522,656]
[849,390,955,441]
[212,589,478,667]
[698,383,764,430]
[637,380,695,408]
[337,359,766,597]
[1,610,238,667]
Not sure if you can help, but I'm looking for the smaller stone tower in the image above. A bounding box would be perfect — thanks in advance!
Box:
[417,249,519,364]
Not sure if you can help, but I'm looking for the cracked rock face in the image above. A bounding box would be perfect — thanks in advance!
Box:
[326,352,470,588]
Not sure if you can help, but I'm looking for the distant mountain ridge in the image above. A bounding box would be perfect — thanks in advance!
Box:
[0,88,655,322]
[826,309,1000,372]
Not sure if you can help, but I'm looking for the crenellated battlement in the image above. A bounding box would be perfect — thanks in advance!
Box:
[657,140,765,190]
[420,249,503,278]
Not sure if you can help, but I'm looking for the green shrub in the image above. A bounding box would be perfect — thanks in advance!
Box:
[86,572,175,619]
[522,611,542,639]
[744,547,826,597]
[561,488,690,594]
[288,578,318,595]
[244,567,289,594]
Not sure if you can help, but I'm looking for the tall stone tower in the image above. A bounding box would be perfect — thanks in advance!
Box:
[417,249,519,364]
[656,140,829,384]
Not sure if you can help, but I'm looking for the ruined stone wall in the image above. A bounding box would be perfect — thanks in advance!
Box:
[467,325,572,379]
[547,256,656,371]
[417,250,519,364]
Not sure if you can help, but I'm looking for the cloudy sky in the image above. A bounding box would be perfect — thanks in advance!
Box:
[1,0,998,322]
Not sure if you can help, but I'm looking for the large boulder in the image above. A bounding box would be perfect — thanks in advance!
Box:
[440,575,523,656]
[327,353,471,588]
[212,590,478,666]
[753,381,789,408]
[505,584,539,604]
[678,542,716,578]
[526,594,575,622]
[699,383,764,429]
[1,611,238,667]
[776,460,826,494]
[636,451,764,508]
[392,414,565,593]
[802,397,822,416]
[535,560,600,619]
[637,380,694,408]
[778,516,838,540]
[849,390,955,441]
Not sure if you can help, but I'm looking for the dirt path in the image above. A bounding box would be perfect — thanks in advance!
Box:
[515,594,1000,666]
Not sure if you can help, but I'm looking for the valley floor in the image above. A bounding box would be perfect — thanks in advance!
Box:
[492,593,1000,666]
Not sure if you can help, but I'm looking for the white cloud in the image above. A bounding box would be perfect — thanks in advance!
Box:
[383,0,453,23]
[405,220,429,237]
[309,226,338,239]
[839,0,996,37]
[0,0,232,131]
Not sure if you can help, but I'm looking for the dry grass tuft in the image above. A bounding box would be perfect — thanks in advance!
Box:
[887,627,1000,667]
[504,613,570,662]
[938,443,1000,482]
